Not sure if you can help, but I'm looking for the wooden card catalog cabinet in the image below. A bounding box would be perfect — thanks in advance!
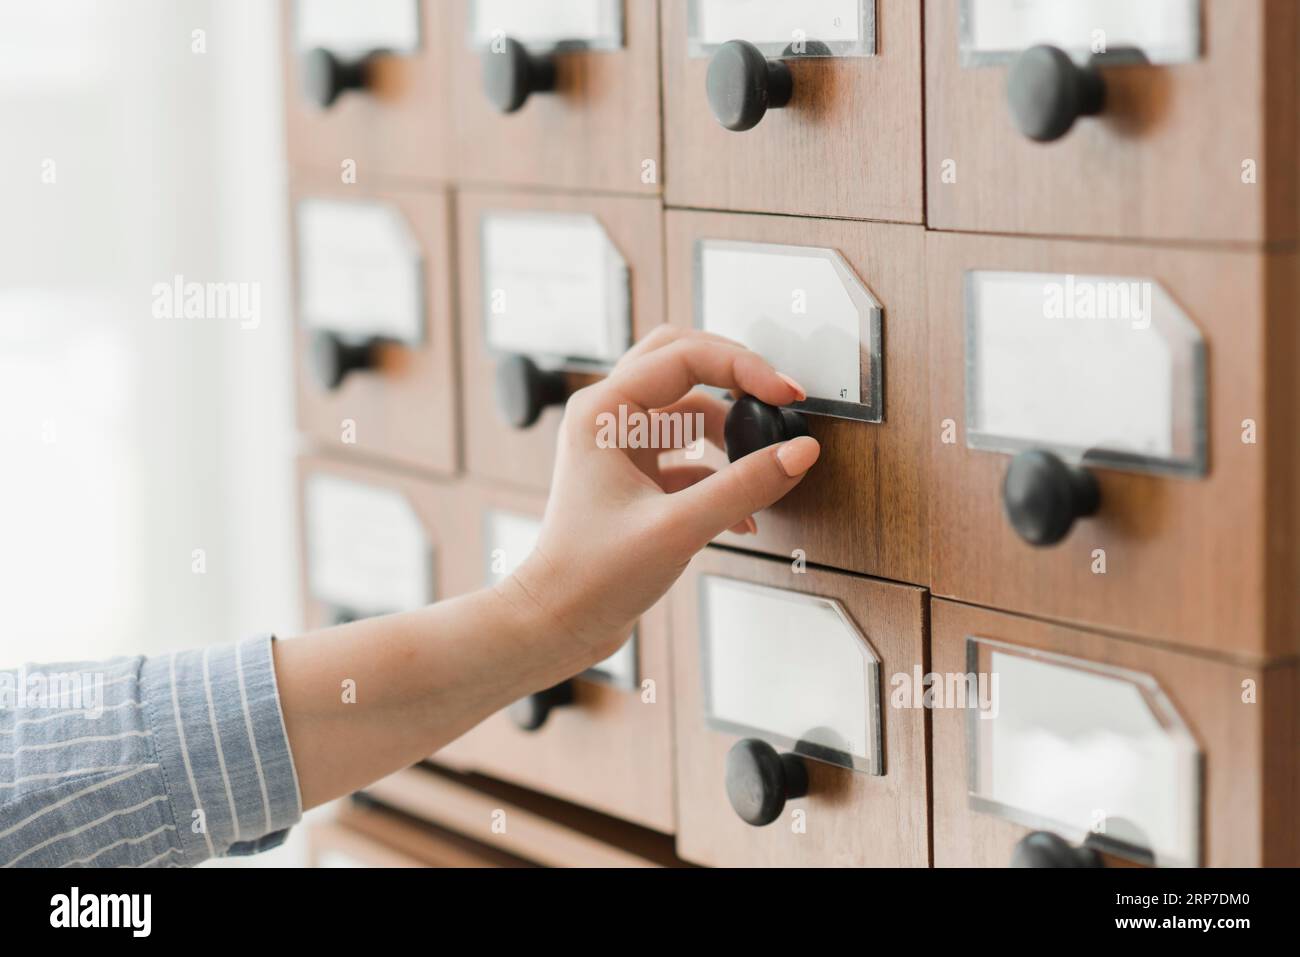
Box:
[672,548,928,867]
[926,0,1300,242]
[459,189,665,491]
[284,0,450,181]
[433,484,675,834]
[932,600,1300,868]
[450,0,661,194]
[929,232,1300,658]
[663,0,923,222]
[297,455,447,630]
[293,181,458,475]
[666,210,929,586]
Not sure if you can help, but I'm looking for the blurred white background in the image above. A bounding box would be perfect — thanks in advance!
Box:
[0,1,309,863]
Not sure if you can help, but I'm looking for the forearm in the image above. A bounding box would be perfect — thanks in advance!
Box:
[274,579,590,811]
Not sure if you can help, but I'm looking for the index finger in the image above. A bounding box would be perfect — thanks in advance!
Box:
[600,339,803,412]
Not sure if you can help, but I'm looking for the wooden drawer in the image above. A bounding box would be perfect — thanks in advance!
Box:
[925,0,1300,243]
[292,176,458,476]
[671,548,929,867]
[309,803,533,868]
[458,188,665,492]
[931,599,1300,868]
[365,766,685,866]
[449,0,662,194]
[928,231,1300,659]
[661,0,923,222]
[432,482,676,834]
[664,210,929,585]
[283,0,450,183]
[296,454,452,628]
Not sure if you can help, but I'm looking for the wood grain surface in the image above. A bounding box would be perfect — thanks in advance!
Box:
[661,0,924,222]
[448,0,662,195]
[292,173,460,476]
[666,210,930,586]
[672,547,929,867]
[283,0,451,184]
[925,0,1299,243]
[928,230,1299,660]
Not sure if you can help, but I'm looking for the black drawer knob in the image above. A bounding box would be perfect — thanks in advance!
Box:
[1002,449,1100,547]
[309,331,379,391]
[707,39,794,132]
[483,36,557,114]
[1007,45,1106,143]
[495,355,569,430]
[509,681,575,732]
[724,396,809,462]
[302,48,373,109]
[725,738,809,827]
[1012,831,1104,868]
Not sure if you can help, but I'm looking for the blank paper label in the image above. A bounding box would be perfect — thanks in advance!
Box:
[697,239,881,422]
[298,199,425,344]
[689,0,875,57]
[701,576,881,772]
[470,0,624,51]
[482,212,631,368]
[965,270,1205,476]
[305,475,434,617]
[968,638,1201,867]
[295,0,421,56]
[960,0,1201,65]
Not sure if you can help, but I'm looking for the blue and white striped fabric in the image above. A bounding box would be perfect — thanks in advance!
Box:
[0,635,301,867]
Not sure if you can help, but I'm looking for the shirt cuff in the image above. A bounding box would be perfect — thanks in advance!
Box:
[141,635,302,863]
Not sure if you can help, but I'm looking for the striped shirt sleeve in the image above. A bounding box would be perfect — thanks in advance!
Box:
[0,635,302,868]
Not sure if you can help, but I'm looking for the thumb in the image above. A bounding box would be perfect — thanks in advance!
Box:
[665,436,821,553]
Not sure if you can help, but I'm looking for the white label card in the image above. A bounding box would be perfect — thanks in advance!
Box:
[965,271,1206,476]
[482,212,631,369]
[701,576,882,773]
[298,199,425,344]
[689,0,876,58]
[697,240,881,422]
[295,0,421,57]
[485,510,636,688]
[470,0,624,52]
[960,0,1201,66]
[305,475,434,618]
[967,637,1201,867]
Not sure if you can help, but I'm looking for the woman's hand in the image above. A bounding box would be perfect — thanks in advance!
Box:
[504,329,821,666]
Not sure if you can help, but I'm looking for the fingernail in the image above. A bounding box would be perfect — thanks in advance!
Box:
[776,436,820,477]
[777,373,807,402]
[745,516,758,535]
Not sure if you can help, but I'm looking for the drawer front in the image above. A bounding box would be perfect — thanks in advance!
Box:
[284,0,450,182]
[433,483,676,834]
[293,178,458,476]
[925,0,1298,243]
[459,188,666,491]
[297,454,451,629]
[665,210,929,585]
[672,548,928,866]
[449,0,662,194]
[932,599,1300,868]
[929,231,1296,658]
[661,0,923,221]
